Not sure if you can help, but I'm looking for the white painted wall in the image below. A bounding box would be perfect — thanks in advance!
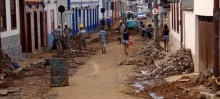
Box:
[44,0,58,34]
[183,11,196,55]
[194,0,213,16]
[169,3,181,52]
[1,0,20,38]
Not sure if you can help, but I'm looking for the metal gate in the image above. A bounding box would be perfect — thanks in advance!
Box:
[198,16,213,71]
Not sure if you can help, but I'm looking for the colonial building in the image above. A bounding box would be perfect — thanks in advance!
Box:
[168,0,219,72]
[0,0,58,62]
[0,0,23,62]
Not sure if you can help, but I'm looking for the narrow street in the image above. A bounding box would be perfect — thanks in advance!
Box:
[1,0,220,98]
[46,39,142,99]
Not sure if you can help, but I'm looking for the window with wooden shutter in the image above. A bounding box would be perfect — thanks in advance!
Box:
[0,0,6,31]
[11,0,17,29]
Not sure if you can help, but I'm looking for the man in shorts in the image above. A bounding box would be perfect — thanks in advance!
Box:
[77,24,87,50]
[99,27,107,54]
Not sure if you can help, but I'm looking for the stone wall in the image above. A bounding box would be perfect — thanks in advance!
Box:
[1,34,23,62]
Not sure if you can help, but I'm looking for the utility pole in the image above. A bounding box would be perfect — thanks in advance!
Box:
[153,0,159,43]
[212,0,220,92]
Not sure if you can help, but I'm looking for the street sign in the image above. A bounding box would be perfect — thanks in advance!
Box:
[58,5,65,13]
[101,8,105,13]
[152,8,159,15]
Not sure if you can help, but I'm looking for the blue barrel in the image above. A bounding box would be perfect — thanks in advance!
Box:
[50,58,69,87]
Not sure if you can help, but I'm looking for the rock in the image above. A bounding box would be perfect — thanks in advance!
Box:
[8,87,21,93]
[0,89,8,96]
[133,89,141,94]
[216,91,220,97]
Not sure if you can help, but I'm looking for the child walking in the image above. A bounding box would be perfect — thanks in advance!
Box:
[122,29,129,55]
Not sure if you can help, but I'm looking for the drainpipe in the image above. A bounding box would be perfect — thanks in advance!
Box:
[180,0,183,48]
[212,0,220,92]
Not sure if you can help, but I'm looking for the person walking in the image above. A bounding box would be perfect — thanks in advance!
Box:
[106,17,112,32]
[117,20,125,43]
[99,27,107,54]
[77,24,87,50]
[100,17,105,28]
[163,24,169,52]
[122,29,129,55]
[52,25,63,52]
[64,23,72,48]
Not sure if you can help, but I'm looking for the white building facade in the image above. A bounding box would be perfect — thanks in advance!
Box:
[169,0,219,72]
[0,0,23,62]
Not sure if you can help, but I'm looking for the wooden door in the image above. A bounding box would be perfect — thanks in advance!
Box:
[34,12,38,49]
[19,0,26,52]
[45,11,48,47]
[26,13,32,53]
[40,12,44,47]
[198,16,213,71]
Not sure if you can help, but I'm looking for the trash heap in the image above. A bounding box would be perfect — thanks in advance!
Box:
[0,49,13,75]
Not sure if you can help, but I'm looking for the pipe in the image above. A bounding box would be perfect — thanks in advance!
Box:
[180,0,183,48]
[153,0,159,43]
[212,0,220,92]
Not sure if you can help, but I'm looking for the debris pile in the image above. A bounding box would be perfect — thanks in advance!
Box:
[136,41,165,60]
[53,48,96,58]
[147,81,205,99]
[68,59,85,69]
[119,58,154,67]
[157,49,194,77]
[108,31,120,42]
[0,49,13,75]
[190,69,212,87]
[120,41,164,66]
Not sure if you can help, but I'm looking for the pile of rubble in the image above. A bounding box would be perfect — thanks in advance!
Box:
[53,48,96,59]
[68,59,85,69]
[136,41,165,60]
[156,49,194,77]
[108,31,120,42]
[123,48,194,79]
[190,69,212,87]
[120,41,164,66]
[0,49,13,75]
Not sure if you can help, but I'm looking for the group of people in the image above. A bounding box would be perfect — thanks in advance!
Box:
[99,20,130,55]
[52,23,72,53]
[52,23,88,53]
[100,17,112,31]
[139,19,170,52]
[52,17,169,54]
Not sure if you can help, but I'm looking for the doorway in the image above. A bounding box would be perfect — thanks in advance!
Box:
[19,0,26,53]
[26,13,32,53]
[34,12,39,50]
[40,12,44,47]
[198,16,213,71]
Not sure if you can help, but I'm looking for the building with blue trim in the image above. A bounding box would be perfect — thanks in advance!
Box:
[68,0,99,35]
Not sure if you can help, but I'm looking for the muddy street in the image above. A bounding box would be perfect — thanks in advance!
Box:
[45,38,144,99]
